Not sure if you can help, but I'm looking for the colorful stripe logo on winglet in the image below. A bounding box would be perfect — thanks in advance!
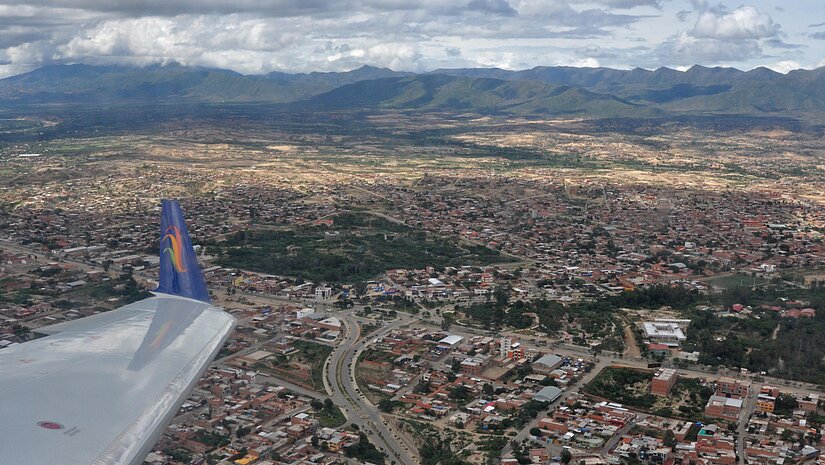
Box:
[162,226,188,272]
[155,199,210,303]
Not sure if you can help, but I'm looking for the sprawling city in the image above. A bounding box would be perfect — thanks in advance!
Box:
[2,105,824,465]
[1,1,825,465]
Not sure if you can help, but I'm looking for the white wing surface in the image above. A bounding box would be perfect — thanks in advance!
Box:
[0,200,236,465]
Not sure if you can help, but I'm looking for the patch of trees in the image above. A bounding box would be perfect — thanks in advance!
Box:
[420,436,471,465]
[510,400,549,428]
[611,285,700,309]
[774,394,799,417]
[449,385,473,402]
[377,398,401,413]
[163,448,192,463]
[211,218,506,283]
[685,289,825,384]
[585,367,656,409]
[194,429,230,448]
[343,432,385,465]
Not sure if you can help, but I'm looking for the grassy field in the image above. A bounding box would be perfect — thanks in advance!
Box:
[315,404,347,428]
[701,273,771,290]
[264,339,332,392]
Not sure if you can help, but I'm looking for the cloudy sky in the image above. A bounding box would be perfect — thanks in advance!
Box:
[0,0,823,77]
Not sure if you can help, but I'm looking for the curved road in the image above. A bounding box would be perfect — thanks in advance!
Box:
[324,313,417,465]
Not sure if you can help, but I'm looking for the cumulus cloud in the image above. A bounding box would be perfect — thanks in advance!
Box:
[655,31,763,65]
[767,60,800,73]
[0,0,819,76]
[691,6,780,40]
[54,15,303,73]
[321,47,419,71]
[648,3,798,68]
[565,57,601,67]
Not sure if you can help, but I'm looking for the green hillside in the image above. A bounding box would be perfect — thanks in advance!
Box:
[307,74,653,117]
[1,63,824,120]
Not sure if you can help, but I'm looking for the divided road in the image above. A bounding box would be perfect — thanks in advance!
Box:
[324,313,418,465]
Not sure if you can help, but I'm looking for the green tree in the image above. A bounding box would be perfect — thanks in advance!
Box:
[449,385,472,402]
[451,358,462,373]
[664,430,676,449]
[482,383,495,396]
[378,398,396,413]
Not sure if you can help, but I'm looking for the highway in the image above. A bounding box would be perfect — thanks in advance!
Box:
[324,312,418,465]
[0,238,810,465]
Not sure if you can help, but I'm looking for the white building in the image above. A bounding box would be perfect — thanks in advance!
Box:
[532,354,563,374]
[500,337,512,356]
[315,286,333,299]
[533,385,563,403]
[438,335,464,349]
[642,322,687,347]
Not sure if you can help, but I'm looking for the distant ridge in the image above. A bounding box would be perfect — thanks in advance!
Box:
[1,62,824,119]
[266,64,413,86]
[301,74,655,117]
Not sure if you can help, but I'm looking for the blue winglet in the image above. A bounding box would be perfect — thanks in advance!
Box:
[154,199,211,303]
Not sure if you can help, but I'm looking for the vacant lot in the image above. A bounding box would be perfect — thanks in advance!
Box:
[585,366,715,420]
[262,339,332,392]
[585,366,656,409]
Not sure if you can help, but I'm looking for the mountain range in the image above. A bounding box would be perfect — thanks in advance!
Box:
[2,63,825,119]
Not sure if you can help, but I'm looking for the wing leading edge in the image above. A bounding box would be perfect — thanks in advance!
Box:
[0,200,236,465]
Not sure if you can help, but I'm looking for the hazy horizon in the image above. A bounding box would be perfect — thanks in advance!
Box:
[0,0,823,79]
[5,59,824,81]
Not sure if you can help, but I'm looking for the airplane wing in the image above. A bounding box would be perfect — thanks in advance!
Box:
[0,200,236,465]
